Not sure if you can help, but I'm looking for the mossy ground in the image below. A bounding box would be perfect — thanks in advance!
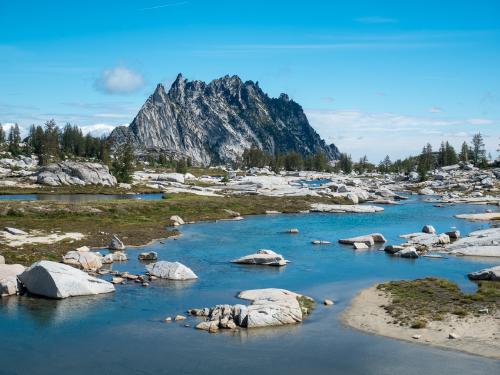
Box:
[377,277,500,328]
[0,193,342,265]
[297,295,316,315]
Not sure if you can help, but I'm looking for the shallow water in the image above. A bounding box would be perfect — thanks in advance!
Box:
[1,197,499,374]
[0,193,164,202]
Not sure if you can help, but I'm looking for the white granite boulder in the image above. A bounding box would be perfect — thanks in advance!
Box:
[0,264,26,297]
[146,261,198,280]
[18,261,115,299]
[62,250,103,270]
[108,235,125,250]
[339,233,386,246]
[36,161,117,186]
[232,249,288,267]
[192,288,313,331]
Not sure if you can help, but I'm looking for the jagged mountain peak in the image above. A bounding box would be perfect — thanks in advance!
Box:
[110,74,340,166]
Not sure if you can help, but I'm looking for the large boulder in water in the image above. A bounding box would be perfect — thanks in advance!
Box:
[232,249,288,267]
[18,261,115,299]
[146,261,198,280]
[192,288,313,331]
[36,161,117,186]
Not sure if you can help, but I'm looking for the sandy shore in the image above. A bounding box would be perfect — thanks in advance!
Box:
[342,285,500,359]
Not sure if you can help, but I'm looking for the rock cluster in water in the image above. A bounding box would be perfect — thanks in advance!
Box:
[189,288,313,332]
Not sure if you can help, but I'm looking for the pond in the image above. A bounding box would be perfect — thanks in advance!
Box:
[0,196,499,374]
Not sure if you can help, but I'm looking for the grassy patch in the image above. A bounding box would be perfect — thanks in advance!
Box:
[297,296,316,315]
[377,277,500,327]
[0,193,340,265]
[0,184,161,195]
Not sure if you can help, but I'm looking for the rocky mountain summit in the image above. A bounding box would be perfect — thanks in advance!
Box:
[109,74,340,165]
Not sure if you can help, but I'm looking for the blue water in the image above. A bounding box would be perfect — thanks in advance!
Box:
[0,193,164,202]
[1,197,499,374]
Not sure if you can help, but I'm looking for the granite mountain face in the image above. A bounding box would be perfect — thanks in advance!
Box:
[109,74,340,165]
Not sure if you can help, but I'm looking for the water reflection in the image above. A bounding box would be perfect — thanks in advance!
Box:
[1,293,113,326]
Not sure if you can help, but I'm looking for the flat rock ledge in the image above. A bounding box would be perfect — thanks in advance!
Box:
[445,228,500,257]
[189,288,314,332]
[342,285,500,360]
[310,203,384,213]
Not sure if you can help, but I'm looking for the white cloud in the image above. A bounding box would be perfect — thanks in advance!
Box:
[78,123,125,137]
[95,66,145,94]
[429,106,443,113]
[305,109,499,161]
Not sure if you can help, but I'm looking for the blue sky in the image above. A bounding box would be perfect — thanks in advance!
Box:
[1,0,499,161]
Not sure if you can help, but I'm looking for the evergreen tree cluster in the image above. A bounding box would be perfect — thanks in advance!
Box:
[25,121,110,165]
[240,146,333,172]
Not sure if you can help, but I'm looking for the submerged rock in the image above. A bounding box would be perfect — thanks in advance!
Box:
[232,249,288,267]
[146,261,198,280]
[18,261,115,299]
[138,251,158,261]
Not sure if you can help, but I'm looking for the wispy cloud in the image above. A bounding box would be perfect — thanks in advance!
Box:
[305,109,499,160]
[95,66,145,95]
[429,106,444,113]
[140,1,188,11]
[355,16,398,24]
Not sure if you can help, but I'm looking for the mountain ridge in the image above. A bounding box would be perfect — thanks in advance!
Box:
[109,73,340,165]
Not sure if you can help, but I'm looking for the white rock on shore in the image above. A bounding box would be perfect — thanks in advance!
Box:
[0,264,26,297]
[36,160,117,186]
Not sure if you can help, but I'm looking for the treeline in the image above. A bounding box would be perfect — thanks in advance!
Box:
[241,146,332,172]
[240,133,493,179]
[0,120,110,165]
[373,133,491,180]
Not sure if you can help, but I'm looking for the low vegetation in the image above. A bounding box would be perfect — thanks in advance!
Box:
[377,277,500,328]
[0,193,340,265]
